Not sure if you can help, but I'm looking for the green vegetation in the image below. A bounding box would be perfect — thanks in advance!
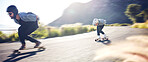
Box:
[32,24,49,39]
[0,31,7,43]
[0,23,132,43]
[125,4,148,29]
[1,3,148,43]
[7,33,19,42]
[0,22,136,43]
[0,31,19,43]
[106,23,132,26]
[125,4,142,23]
[60,23,90,36]
[131,23,148,28]
[0,23,95,43]
[47,28,61,38]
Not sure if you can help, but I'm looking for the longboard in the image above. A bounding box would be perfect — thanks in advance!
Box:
[95,38,111,45]
[8,46,45,57]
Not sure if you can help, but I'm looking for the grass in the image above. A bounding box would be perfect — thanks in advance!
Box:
[0,23,94,42]
[106,23,132,26]
[0,22,143,43]
[131,20,148,28]
[131,23,148,28]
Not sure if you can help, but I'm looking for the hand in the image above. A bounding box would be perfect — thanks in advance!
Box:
[36,16,39,21]
[95,23,98,26]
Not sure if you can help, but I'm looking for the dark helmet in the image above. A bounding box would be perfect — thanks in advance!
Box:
[6,5,18,19]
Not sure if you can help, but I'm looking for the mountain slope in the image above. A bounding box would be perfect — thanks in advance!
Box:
[48,0,148,27]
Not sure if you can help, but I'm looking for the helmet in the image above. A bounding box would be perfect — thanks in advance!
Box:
[93,18,99,23]
[92,18,99,26]
[6,5,18,19]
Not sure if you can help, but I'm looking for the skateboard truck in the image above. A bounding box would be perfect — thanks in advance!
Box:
[95,37,111,45]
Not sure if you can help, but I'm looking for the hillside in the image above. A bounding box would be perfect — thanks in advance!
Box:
[48,0,148,27]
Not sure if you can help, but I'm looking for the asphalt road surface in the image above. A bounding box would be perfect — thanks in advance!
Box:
[0,26,148,62]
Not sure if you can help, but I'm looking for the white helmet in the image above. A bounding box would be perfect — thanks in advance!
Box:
[92,18,99,26]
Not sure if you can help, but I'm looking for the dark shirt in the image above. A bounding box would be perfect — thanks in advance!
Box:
[17,18,38,28]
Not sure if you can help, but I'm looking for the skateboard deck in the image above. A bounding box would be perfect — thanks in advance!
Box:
[8,46,45,57]
[95,38,111,45]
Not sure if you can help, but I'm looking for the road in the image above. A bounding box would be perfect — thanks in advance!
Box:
[0,26,148,62]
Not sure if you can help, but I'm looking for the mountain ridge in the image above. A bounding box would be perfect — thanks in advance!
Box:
[48,0,148,27]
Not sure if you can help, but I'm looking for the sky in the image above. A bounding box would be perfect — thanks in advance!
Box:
[0,0,91,28]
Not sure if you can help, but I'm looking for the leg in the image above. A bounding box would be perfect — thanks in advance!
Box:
[19,22,41,48]
[99,25,107,38]
[24,23,41,48]
[23,23,39,43]
[97,26,101,41]
[99,25,105,34]
[18,26,26,50]
[97,25,105,36]
[25,36,39,43]
[97,25,106,39]
[97,26,101,36]
[25,36,41,48]
[100,31,105,34]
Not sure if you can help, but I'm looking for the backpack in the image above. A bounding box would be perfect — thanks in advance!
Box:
[98,19,106,25]
[92,18,106,26]
[19,12,38,22]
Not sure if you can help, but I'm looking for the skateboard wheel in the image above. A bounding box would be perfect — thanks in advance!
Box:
[102,40,111,45]
[14,50,18,52]
[18,51,21,54]
[38,47,45,51]
[95,39,100,41]
[42,48,45,50]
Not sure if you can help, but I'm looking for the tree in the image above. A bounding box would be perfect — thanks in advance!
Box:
[125,4,141,23]
[135,8,148,23]
[143,9,148,21]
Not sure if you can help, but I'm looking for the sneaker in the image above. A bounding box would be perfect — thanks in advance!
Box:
[103,34,107,38]
[34,42,41,48]
[19,46,26,50]
[98,38,101,41]
[103,37,108,40]
[95,38,101,41]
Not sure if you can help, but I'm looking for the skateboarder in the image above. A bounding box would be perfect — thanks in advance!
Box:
[92,18,107,41]
[6,5,41,50]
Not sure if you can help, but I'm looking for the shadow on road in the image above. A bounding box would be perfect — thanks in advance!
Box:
[3,50,44,62]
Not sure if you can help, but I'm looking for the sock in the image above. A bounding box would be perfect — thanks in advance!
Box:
[103,34,106,38]
[98,36,101,39]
